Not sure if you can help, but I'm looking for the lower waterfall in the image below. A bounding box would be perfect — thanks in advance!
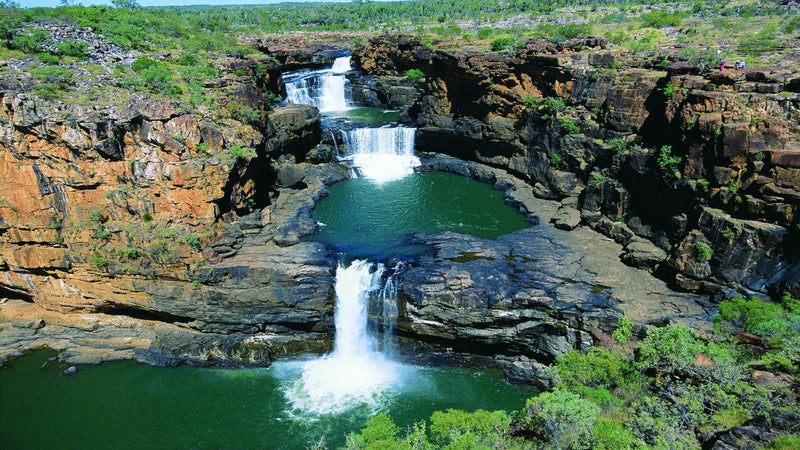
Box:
[286,260,403,414]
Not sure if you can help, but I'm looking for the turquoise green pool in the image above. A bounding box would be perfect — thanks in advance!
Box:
[324,107,401,125]
[0,349,531,450]
[305,171,532,259]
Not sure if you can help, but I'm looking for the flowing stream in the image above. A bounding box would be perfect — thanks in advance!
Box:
[284,60,527,416]
[0,58,537,449]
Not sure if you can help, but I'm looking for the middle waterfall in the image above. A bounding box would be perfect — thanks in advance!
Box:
[340,126,420,183]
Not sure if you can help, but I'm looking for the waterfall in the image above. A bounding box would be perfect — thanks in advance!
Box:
[287,260,401,415]
[282,56,352,113]
[379,262,402,356]
[340,126,420,183]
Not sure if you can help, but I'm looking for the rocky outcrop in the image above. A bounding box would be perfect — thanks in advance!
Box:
[0,68,342,366]
[354,35,800,299]
[392,155,709,384]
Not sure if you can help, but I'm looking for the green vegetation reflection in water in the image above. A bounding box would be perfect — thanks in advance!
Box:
[0,349,530,450]
[305,171,532,259]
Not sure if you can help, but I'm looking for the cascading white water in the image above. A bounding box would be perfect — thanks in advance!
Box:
[282,56,352,113]
[340,126,421,183]
[286,260,402,415]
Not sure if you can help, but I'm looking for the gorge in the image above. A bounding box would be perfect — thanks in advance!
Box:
[1,6,799,447]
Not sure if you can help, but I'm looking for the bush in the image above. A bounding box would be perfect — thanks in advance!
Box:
[55,40,89,58]
[635,324,702,373]
[539,97,565,120]
[657,145,682,178]
[36,52,59,64]
[612,316,634,344]
[477,27,493,40]
[429,409,509,448]
[520,389,599,448]
[593,419,645,450]
[662,84,676,99]
[550,153,561,167]
[522,95,536,110]
[403,68,425,81]
[561,118,580,135]
[694,242,713,262]
[490,36,515,52]
[184,232,201,250]
[641,11,683,28]
[91,252,109,269]
[11,27,48,53]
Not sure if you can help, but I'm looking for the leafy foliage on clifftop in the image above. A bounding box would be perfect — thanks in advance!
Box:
[341,296,800,449]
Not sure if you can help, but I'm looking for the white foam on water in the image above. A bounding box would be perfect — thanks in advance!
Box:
[282,56,353,113]
[341,126,420,183]
[284,260,403,415]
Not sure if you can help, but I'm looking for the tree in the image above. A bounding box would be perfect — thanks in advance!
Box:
[111,0,140,9]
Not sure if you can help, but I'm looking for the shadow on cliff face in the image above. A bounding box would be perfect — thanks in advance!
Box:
[214,143,276,220]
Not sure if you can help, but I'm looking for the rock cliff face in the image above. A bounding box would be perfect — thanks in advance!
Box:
[2,31,798,381]
[0,59,341,365]
[352,35,800,300]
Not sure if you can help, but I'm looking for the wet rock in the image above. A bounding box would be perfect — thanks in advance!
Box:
[62,366,77,376]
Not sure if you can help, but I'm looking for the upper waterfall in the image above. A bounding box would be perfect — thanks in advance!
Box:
[340,126,420,183]
[282,56,352,113]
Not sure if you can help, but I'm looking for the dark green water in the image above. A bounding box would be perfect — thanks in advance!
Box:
[0,350,531,450]
[306,171,532,259]
[325,107,401,125]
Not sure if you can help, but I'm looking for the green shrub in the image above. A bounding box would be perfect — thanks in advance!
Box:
[522,95,536,110]
[610,138,628,155]
[593,419,644,450]
[11,27,48,53]
[694,242,713,262]
[36,52,59,64]
[550,153,561,167]
[403,68,425,81]
[131,57,157,72]
[490,36,515,52]
[641,11,683,28]
[590,172,605,187]
[477,27,493,40]
[419,36,435,51]
[142,212,153,222]
[772,435,800,450]
[184,232,201,250]
[721,228,735,240]
[662,84,676,99]
[612,316,634,344]
[91,252,109,269]
[657,145,682,178]
[556,347,627,389]
[635,324,707,374]
[429,409,509,448]
[520,389,599,449]
[539,97,565,120]
[561,118,580,135]
[697,178,710,189]
[55,40,89,58]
